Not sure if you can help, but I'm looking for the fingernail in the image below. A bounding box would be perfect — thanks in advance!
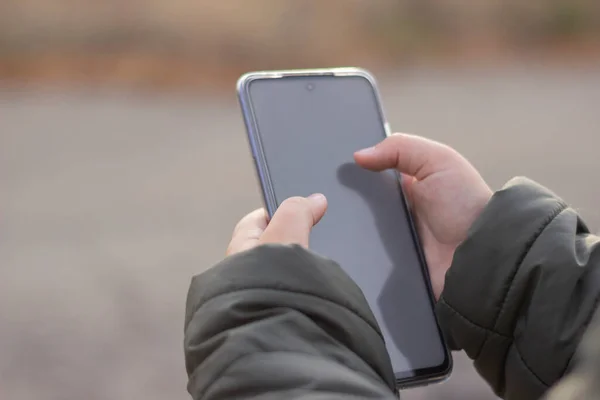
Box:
[355,146,376,156]
[308,193,327,206]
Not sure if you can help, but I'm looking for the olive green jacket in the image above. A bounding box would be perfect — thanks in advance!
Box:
[184,178,600,399]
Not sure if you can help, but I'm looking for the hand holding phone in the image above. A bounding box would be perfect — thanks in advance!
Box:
[355,133,492,299]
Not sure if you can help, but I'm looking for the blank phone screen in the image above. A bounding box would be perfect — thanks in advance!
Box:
[246,74,447,378]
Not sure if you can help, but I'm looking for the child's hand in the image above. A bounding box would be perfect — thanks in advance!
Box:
[355,133,492,299]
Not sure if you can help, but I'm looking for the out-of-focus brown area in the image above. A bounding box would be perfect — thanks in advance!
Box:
[1,2,600,400]
[1,0,600,89]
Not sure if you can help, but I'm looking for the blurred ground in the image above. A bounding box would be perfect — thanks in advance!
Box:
[2,64,600,400]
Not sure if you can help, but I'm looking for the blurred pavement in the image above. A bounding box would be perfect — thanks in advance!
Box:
[2,65,600,399]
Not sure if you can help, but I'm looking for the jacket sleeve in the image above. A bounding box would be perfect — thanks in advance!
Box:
[184,244,397,400]
[436,177,600,400]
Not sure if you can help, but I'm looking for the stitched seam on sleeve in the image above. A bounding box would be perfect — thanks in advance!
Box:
[493,201,567,330]
[439,298,510,339]
[191,287,385,343]
[441,299,551,389]
[196,351,271,399]
[474,201,568,361]
[439,298,507,360]
[197,350,393,399]
[192,250,383,341]
[513,341,550,388]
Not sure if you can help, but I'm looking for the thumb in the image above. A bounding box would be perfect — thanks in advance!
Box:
[354,133,456,180]
[260,194,327,248]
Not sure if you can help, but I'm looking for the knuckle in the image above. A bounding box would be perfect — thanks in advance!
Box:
[387,132,407,144]
[279,196,307,212]
[437,143,461,163]
[276,196,313,224]
[382,133,409,156]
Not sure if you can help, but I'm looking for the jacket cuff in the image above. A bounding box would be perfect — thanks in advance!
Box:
[436,177,567,352]
[185,244,396,390]
[185,244,382,336]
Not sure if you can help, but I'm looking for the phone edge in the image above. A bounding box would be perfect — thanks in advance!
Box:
[355,68,454,389]
[237,72,279,216]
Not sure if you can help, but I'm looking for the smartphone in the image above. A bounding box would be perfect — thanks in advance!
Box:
[237,68,451,388]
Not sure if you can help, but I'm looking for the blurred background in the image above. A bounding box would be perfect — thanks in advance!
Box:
[1,1,600,399]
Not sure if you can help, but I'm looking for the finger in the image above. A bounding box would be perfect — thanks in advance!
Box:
[227,208,269,255]
[260,194,327,248]
[354,133,455,180]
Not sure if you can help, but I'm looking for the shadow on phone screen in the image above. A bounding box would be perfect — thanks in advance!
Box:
[337,162,430,371]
